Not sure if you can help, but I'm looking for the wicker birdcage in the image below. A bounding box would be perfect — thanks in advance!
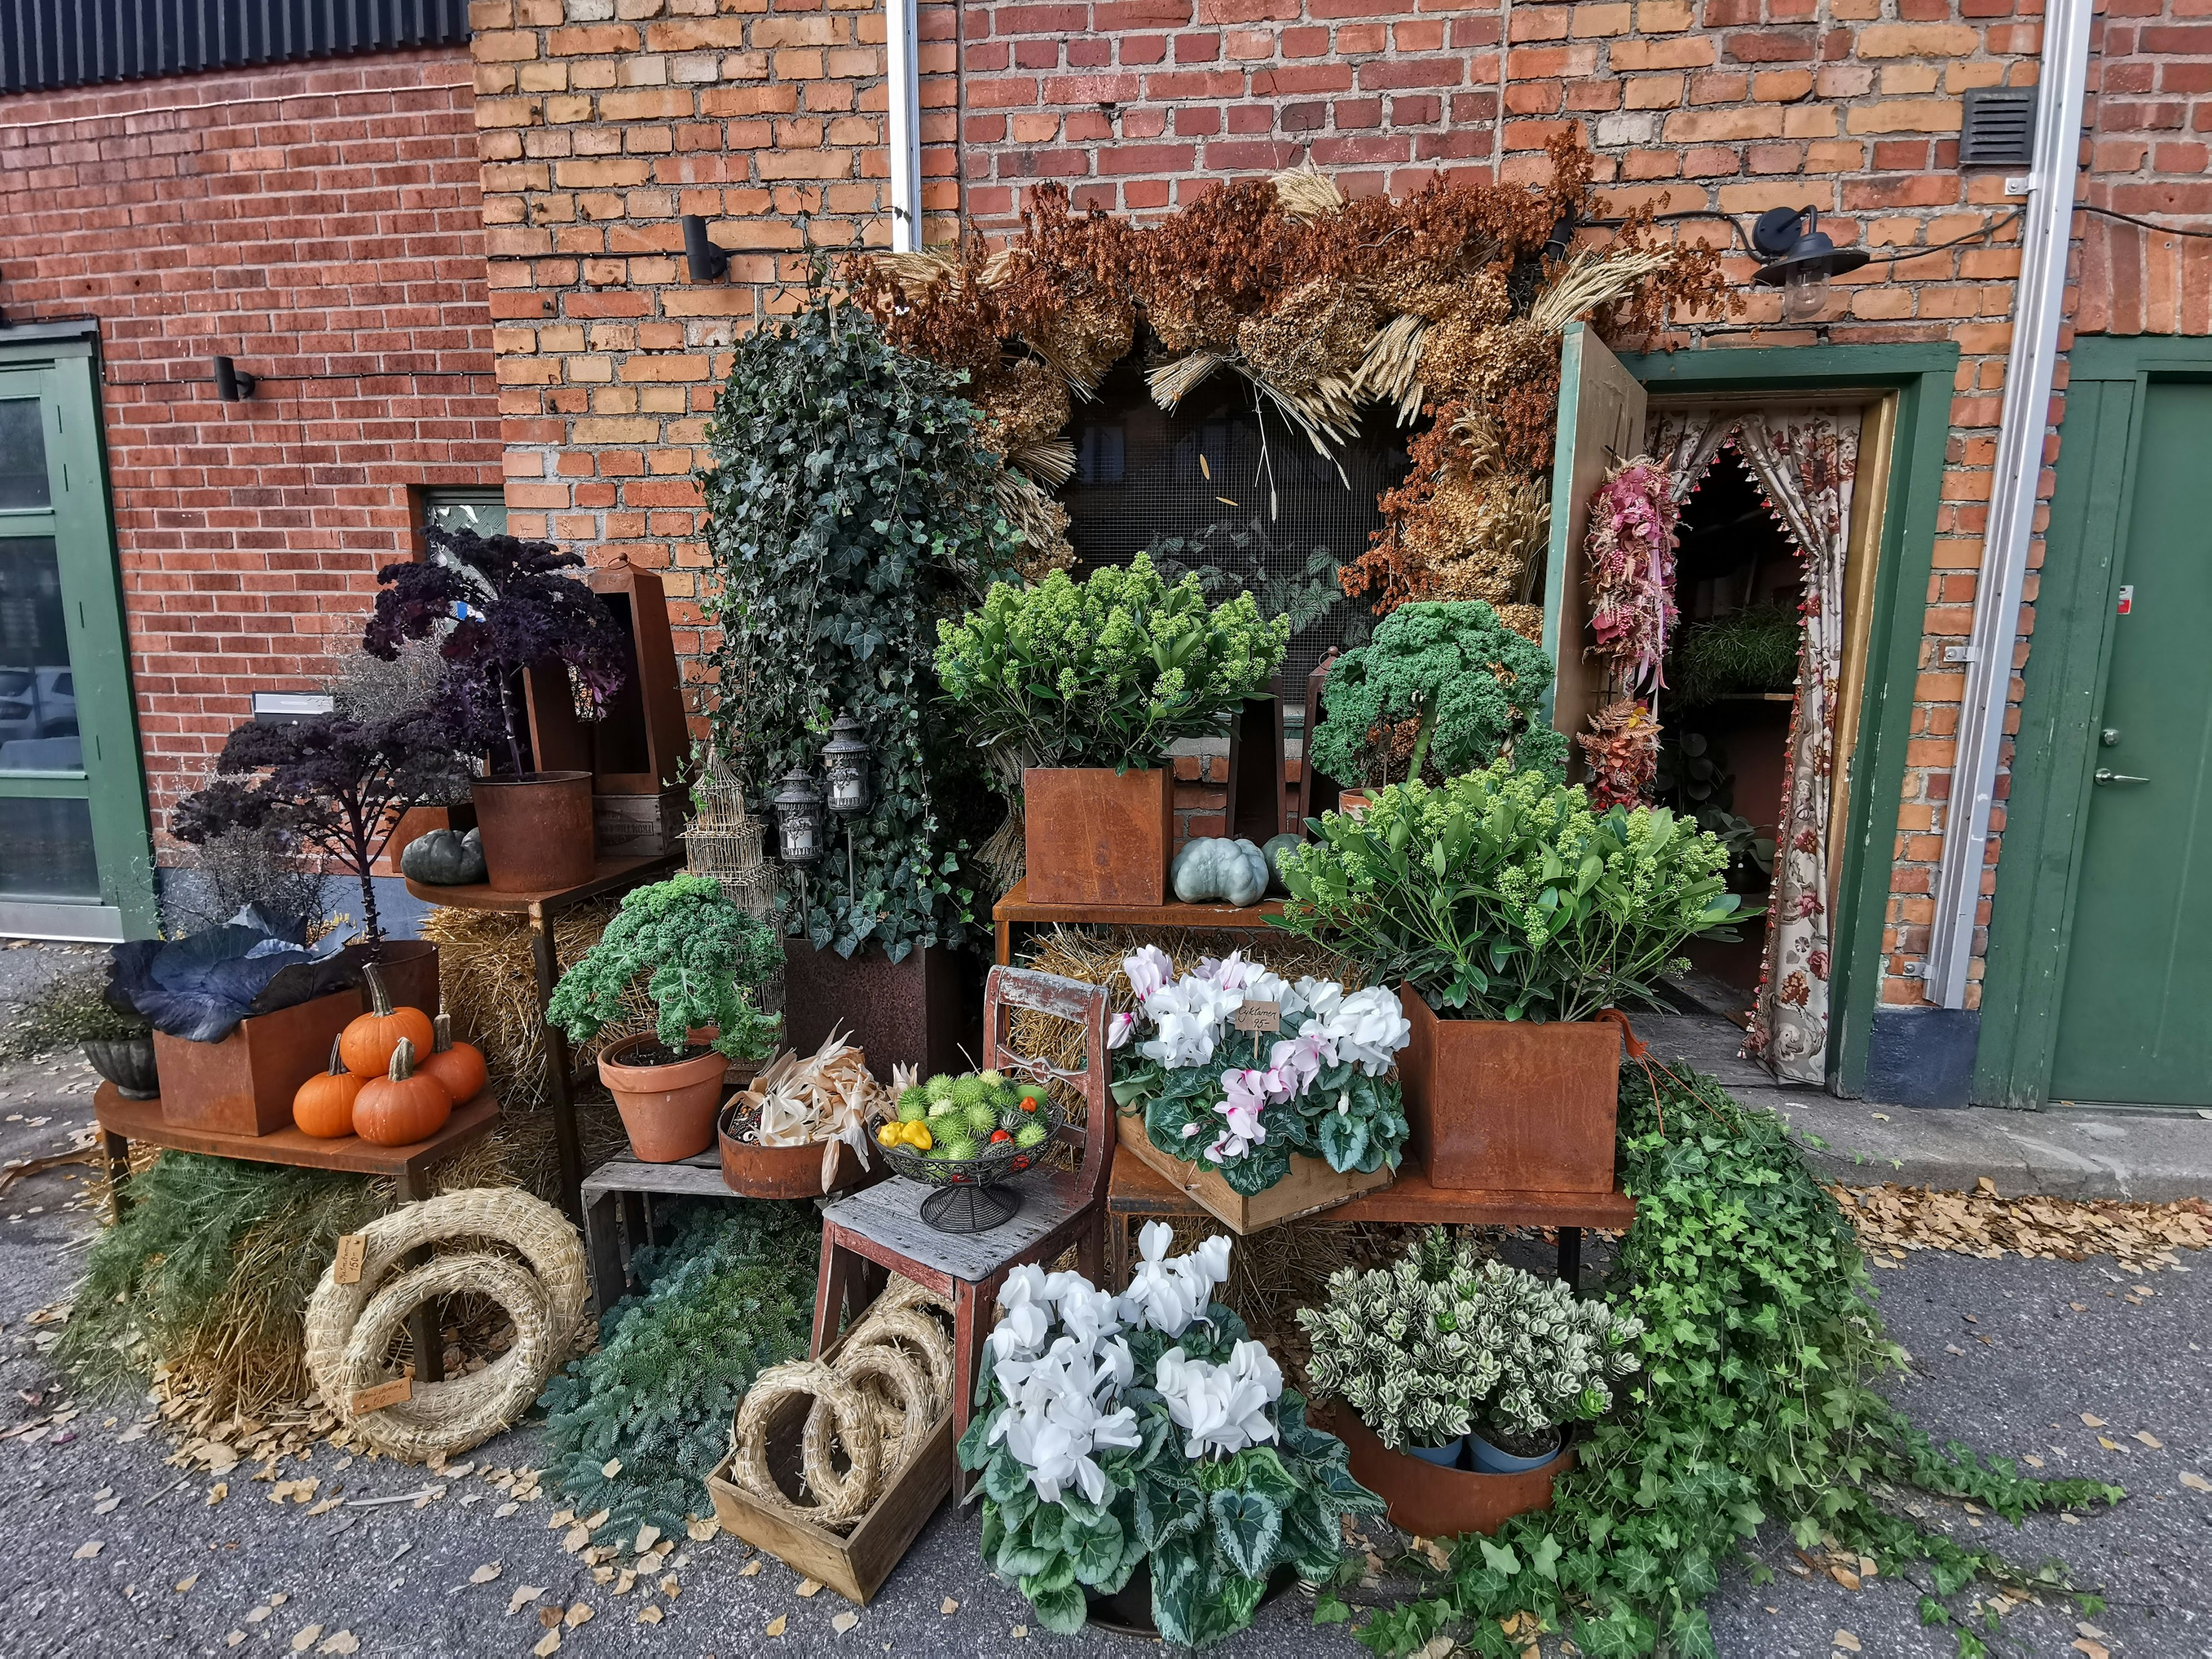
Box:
[684,748,785,1014]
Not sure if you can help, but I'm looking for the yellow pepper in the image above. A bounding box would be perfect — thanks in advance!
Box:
[904,1123,933,1150]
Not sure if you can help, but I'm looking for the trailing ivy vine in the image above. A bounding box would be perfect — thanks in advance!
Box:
[1344,1064,2122,1659]
[700,286,1022,960]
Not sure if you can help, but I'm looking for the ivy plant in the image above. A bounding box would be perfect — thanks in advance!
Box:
[1347,1064,2124,1659]
[700,289,1022,961]
[547,874,782,1061]
[1308,600,1567,789]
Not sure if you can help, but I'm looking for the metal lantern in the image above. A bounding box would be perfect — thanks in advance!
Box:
[821,710,873,818]
[771,767,824,866]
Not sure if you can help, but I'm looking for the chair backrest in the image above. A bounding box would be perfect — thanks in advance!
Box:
[982,964,1113,1202]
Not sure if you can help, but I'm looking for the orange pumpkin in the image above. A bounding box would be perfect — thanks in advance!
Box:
[292,1036,363,1139]
[353,1037,453,1147]
[418,1009,488,1105]
[340,962,434,1080]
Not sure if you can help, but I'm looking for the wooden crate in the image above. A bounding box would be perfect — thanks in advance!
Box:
[1113,1112,1392,1235]
[706,1332,953,1604]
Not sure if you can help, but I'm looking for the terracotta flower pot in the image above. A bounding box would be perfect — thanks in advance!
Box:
[1398,989,1622,1193]
[1021,765,1172,906]
[599,1037,725,1162]
[1327,1406,1573,1539]
[1334,789,1376,820]
[472,771,596,893]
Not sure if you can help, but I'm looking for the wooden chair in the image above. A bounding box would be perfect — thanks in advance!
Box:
[809,965,1114,1446]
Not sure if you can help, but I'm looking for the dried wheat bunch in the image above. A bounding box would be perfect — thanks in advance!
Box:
[1271,158,1347,222]
[1450,405,1506,476]
[1008,435,1077,489]
[1356,313,1430,425]
[1531,246,1679,333]
[990,469,1075,581]
[1147,349,1228,413]
[1427,475,1552,604]
[973,357,1072,454]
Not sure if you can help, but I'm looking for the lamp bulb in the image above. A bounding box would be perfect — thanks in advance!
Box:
[1781,267,1830,322]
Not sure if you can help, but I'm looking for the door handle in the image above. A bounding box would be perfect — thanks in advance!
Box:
[2093,769,2150,786]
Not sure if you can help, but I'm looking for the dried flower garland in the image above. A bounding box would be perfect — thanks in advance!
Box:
[1584,456,1681,694]
[1577,697,1662,812]
[850,132,1735,634]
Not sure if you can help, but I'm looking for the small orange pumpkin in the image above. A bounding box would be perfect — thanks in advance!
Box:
[340,962,434,1080]
[353,1037,453,1147]
[418,1009,488,1105]
[292,1036,363,1139]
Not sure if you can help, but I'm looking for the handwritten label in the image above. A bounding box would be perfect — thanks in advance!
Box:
[1231,1001,1281,1034]
[350,1377,412,1415]
[332,1234,366,1286]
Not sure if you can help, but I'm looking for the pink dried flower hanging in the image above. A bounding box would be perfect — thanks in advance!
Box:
[1582,457,1680,694]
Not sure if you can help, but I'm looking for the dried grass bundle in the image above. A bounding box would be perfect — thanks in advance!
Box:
[990,468,1074,581]
[1426,475,1552,604]
[974,357,1072,454]
[1414,274,1516,400]
[1531,246,1679,333]
[1147,349,1228,414]
[1270,159,1347,222]
[874,248,963,301]
[1355,313,1430,426]
[1237,278,1378,399]
[1009,435,1077,489]
[421,902,627,1116]
[1366,262,1482,323]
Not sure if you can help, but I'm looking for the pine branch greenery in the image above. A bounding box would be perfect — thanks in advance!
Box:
[539,1201,821,1535]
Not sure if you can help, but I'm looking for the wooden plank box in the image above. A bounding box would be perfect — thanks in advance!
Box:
[1022,766,1172,906]
[1114,1112,1391,1236]
[152,988,363,1138]
[1399,992,1621,1194]
[706,1332,953,1604]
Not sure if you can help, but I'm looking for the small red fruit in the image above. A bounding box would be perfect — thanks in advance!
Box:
[991,1128,1012,1143]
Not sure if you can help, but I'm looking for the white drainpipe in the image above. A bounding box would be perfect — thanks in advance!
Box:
[1924,0,2095,1009]
[885,0,922,253]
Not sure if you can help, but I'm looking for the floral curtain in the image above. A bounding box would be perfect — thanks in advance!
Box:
[1645,407,1861,1085]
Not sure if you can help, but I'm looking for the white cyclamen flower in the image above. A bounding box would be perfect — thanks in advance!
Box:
[1107,1010,1137,1050]
[1154,1340,1282,1460]
[1324,985,1412,1075]
[1122,945,1175,1004]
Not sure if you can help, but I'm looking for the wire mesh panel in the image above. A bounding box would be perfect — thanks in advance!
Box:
[1059,358,1409,707]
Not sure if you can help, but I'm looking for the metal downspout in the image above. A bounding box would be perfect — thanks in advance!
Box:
[1924,0,2096,1009]
[885,0,922,253]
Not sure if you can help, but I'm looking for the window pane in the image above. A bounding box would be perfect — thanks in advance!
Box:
[0,795,99,901]
[0,537,78,773]
[426,490,507,537]
[0,402,50,511]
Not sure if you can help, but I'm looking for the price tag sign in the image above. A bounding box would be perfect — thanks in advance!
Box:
[332,1234,366,1286]
[1231,1000,1281,1034]
[350,1377,412,1415]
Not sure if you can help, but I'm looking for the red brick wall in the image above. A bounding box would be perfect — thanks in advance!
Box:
[0,47,502,834]
[2077,0,2212,334]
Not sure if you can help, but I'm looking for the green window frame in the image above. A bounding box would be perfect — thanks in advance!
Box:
[0,326,156,941]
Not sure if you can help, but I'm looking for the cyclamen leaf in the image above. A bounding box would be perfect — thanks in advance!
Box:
[1207,1490,1283,1580]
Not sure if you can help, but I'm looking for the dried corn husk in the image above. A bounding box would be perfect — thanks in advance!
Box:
[739,1028,909,1193]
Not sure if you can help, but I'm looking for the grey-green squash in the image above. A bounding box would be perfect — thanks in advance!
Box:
[1170,836,1268,907]
[400,826,486,886]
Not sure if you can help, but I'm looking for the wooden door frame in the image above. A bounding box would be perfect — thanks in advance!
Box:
[1977,335,2212,1109]
[0,323,157,940]
[1615,342,1956,1096]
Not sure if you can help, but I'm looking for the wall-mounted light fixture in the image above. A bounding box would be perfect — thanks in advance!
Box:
[1751,207,1868,323]
[680,215,729,283]
[212,355,257,401]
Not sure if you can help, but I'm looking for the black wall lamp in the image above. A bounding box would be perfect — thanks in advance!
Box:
[212,355,256,401]
[681,215,729,283]
[1751,207,1868,323]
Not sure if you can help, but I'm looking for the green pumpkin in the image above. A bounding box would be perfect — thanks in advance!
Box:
[1169,836,1268,907]
[1261,832,1304,897]
[399,826,486,886]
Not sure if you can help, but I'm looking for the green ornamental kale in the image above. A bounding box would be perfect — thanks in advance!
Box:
[539,1201,819,1535]
[547,874,782,1061]
[1276,761,1745,1022]
[1307,600,1567,789]
[933,552,1290,773]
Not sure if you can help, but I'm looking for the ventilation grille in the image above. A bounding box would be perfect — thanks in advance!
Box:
[1,0,471,97]
[1960,88,2037,168]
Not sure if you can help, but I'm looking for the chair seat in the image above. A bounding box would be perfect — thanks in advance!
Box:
[820,1169,1092,1284]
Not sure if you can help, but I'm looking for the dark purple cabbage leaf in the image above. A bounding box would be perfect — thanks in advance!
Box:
[109,907,356,1043]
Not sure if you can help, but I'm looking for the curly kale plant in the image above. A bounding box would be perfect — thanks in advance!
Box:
[540,1200,819,1535]
[702,293,1021,960]
[1308,600,1566,788]
[364,524,631,782]
[1276,761,1745,1022]
[934,552,1290,772]
[548,874,782,1062]
[172,710,467,942]
[1349,1066,2123,1659]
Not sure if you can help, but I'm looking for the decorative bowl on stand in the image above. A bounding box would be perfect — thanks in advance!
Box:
[878,1096,1065,1234]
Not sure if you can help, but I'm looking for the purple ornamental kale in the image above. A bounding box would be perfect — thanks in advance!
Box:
[172,708,468,942]
[364,526,631,779]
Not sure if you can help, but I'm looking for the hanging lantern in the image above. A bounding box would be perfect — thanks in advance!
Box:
[772,767,824,866]
[821,710,874,819]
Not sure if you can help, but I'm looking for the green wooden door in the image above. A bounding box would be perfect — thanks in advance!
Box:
[0,340,154,941]
[2047,380,2212,1104]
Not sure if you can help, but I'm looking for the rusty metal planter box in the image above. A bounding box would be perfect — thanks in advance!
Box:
[1022,766,1172,907]
[1399,991,1620,1194]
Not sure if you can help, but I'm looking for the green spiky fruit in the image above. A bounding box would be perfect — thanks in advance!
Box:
[963,1101,997,1134]
[1015,1123,1048,1150]
[896,1086,930,1123]
[923,1112,963,1145]
[924,1073,957,1104]
[992,1087,1021,1116]
[939,1135,978,1162]
[978,1069,1005,1089]
[948,1075,990,1110]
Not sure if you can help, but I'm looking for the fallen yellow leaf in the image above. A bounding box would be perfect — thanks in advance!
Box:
[2098,1437,2122,1452]
[533,1631,560,1658]
[1834,1632,1862,1654]
[207,1484,228,1506]
[2179,1471,2212,1493]
[71,1541,101,1560]
[565,1604,594,1629]
[600,1459,622,1478]
[1830,1566,1861,1590]
[469,1562,501,1585]
[2072,1640,2110,1659]
[740,1559,762,1577]
[317,1634,359,1656]
[766,1613,787,1637]
[637,1605,663,1625]
[175,1574,199,1593]
[833,1610,859,1634]
[942,1597,960,1615]
[797,1578,823,1598]
[2081,1413,2107,1427]
[289,1626,322,1653]
[507,1585,545,1616]
[2134,1430,2163,1448]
